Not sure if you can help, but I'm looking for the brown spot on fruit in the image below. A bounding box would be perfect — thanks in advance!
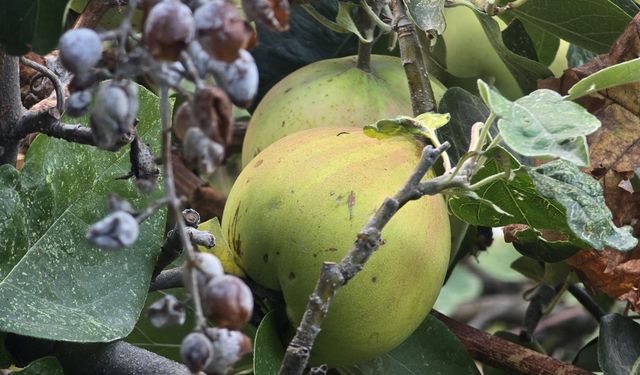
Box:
[371,276,377,283]
[288,272,296,280]
[253,159,263,168]
[347,191,356,220]
[263,253,269,263]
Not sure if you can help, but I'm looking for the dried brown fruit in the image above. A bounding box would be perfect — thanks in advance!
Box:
[147,294,186,328]
[204,328,252,375]
[144,0,196,61]
[209,49,259,108]
[242,0,289,32]
[203,275,253,329]
[181,332,214,373]
[90,81,138,150]
[194,0,253,62]
[173,87,233,146]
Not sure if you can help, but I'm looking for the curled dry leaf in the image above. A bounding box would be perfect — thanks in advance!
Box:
[144,0,196,61]
[194,0,253,63]
[242,0,290,32]
[537,13,640,309]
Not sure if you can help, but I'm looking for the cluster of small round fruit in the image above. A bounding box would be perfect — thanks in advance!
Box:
[57,0,264,177]
[179,252,254,374]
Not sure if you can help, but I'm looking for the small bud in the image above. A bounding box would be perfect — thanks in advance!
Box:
[86,211,139,249]
[90,81,139,150]
[204,328,252,375]
[144,0,196,61]
[203,275,253,330]
[183,209,201,228]
[182,127,225,176]
[209,50,258,108]
[65,90,92,117]
[194,0,253,62]
[59,28,102,74]
[181,332,214,373]
[106,194,135,214]
[186,227,217,248]
[148,294,186,328]
[183,252,224,297]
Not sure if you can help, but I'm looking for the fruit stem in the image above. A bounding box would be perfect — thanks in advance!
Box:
[356,41,372,72]
[355,1,382,73]
[159,84,207,330]
[391,0,437,114]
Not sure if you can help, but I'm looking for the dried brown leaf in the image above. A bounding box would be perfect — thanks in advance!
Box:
[242,0,290,32]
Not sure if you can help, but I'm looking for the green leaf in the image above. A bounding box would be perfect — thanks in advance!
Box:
[0,84,166,342]
[0,0,70,55]
[343,314,481,375]
[433,266,482,315]
[509,0,632,54]
[502,18,538,61]
[403,0,446,34]
[573,338,601,372]
[529,160,638,251]
[598,314,640,375]
[12,357,63,375]
[510,256,545,282]
[474,10,553,94]
[363,113,450,146]
[519,20,561,66]
[509,228,581,263]
[438,87,490,165]
[610,0,640,16]
[335,2,372,43]
[254,311,285,375]
[478,81,601,167]
[567,58,640,100]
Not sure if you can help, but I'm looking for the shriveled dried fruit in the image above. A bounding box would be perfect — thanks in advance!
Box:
[181,332,214,373]
[204,328,252,375]
[183,252,225,297]
[90,81,139,150]
[65,90,92,117]
[209,50,258,108]
[182,127,225,176]
[59,28,102,74]
[144,0,196,61]
[203,275,253,329]
[242,0,289,32]
[86,211,139,250]
[147,294,186,328]
[194,0,253,62]
[173,88,233,146]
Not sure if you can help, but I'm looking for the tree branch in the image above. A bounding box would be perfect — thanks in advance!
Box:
[0,53,25,166]
[391,0,436,114]
[19,56,65,114]
[6,334,190,375]
[279,142,458,375]
[19,111,95,145]
[431,310,593,375]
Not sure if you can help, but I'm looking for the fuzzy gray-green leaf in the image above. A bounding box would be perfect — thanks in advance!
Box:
[528,160,638,251]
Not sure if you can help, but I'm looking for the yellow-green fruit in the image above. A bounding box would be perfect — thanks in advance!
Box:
[241,55,446,166]
[441,6,522,99]
[223,127,451,366]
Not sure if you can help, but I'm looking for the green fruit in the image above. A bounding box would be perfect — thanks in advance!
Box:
[241,55,446,166]
[223,127,451,366]
[440,6,522,99]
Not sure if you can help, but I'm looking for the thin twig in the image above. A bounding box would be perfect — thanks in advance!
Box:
[159,84,207,330]
[19,57,65,114]
[135,196,172,223]
[279,142,457,375]
[568,284,605,321]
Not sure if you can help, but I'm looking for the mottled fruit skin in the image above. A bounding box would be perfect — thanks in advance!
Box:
[223,127,451,366]
[241,55,446,166]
